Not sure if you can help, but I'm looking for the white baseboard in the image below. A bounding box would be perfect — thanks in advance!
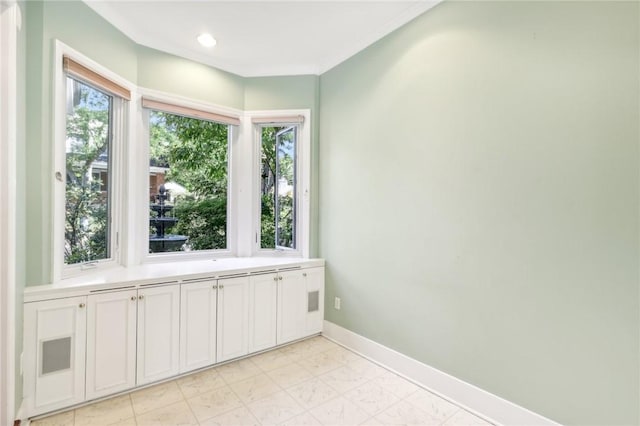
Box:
[322,320,559,426]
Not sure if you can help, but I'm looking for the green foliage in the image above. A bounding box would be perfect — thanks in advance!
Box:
[65,184,108,264]
[260,127,277,248]
[149,112,229,251]
[64,78,111,264]
[259,126,295,249]
[260,194,275,248]
[276,193,294,247]
[172,197,226,250]
[151,112,228,197]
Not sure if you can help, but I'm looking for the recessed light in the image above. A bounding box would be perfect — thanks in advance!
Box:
[197,33,217,48]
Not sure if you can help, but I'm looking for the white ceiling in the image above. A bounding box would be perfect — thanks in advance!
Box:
[84,1,441,77]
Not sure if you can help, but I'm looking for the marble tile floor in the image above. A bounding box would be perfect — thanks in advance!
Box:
[31,336,493,426]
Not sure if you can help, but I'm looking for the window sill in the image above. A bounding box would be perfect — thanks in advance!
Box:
[24,257,324,303]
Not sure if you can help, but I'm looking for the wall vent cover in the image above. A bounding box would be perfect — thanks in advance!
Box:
[41,337,72,375]
[308,290,319,313]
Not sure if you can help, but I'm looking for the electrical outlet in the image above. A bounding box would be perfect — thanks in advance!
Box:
[334,296,341,310]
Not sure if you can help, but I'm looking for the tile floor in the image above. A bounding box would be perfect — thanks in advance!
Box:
[31,336,493,426]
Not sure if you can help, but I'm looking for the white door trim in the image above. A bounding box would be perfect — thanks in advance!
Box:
[0,0,18,425]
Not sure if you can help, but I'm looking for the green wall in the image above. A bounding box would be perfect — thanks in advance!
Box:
[319,1,639,425]
[137,46,245,110]
[25,0,138,286]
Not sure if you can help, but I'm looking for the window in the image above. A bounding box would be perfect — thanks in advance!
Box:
[54,48,131,280]
[147,110,229,253]
[54,43,312,280]
[253,113,309,257]
[143,97,239,256]
[64,77,113,264]
[259,125,298,250]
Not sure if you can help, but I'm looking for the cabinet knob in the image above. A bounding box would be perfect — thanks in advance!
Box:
[138,295,144,300]
[213,285,217,290]
[273,277,278,282]
[219,285,224,289]
[131,296,136,301]
[303,273,307,277]
[279,276,283,280]
[79,303,85,308]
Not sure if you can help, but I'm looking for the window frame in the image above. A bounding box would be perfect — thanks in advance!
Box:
[139,89,241,263]
[52,43,313,281]
[249,110,311,258]
[0,2,18,424]
[52,42,133,281]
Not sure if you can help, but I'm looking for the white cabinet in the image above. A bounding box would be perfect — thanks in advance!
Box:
[180,279,217,373]
[277,267,325,344]
[23,263,324,418]
[136,285,181,385]
[304,267,325,335]
[87,285,180,395]
[248,273,277,353]
[277,270,307,345]
[216,276,249,362]
[24,296,87,416]
[86,289,137,400]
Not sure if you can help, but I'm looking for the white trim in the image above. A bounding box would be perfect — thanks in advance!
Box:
[247,109,311,259]
[235,114,254,257]
[47,47,315,283]
[139,87,243,262]
[0,1,18,425]
[52,40,137,282]
[138,87,243,120]
[322,321,560,426]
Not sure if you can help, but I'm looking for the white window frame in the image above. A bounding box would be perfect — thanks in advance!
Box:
[139,88,242,263]
[52,41,135,281]
[52,46,313,278]
[248,110,311,258]
[0,1,18,424]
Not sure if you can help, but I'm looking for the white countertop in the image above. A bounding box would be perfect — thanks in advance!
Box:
[24,257,324,302]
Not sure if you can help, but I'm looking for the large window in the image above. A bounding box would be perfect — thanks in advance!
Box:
[147,106,231,254]
[55,44,311,279]
[64,78,113,264]
[56,52,130,278]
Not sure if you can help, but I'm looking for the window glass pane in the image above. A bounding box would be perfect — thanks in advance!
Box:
[148,111,228,253]
[65,77,111,264]
[260,126,296,250]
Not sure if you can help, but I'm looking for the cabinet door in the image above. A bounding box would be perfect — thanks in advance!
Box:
[86,290,137,400]
[304,267,325,335]
[137,285,180,385]
[276,270,306,345]
[24,296,87,415]
[248,273,277,353]
[217,276,249,362]
[180,280,217,373]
